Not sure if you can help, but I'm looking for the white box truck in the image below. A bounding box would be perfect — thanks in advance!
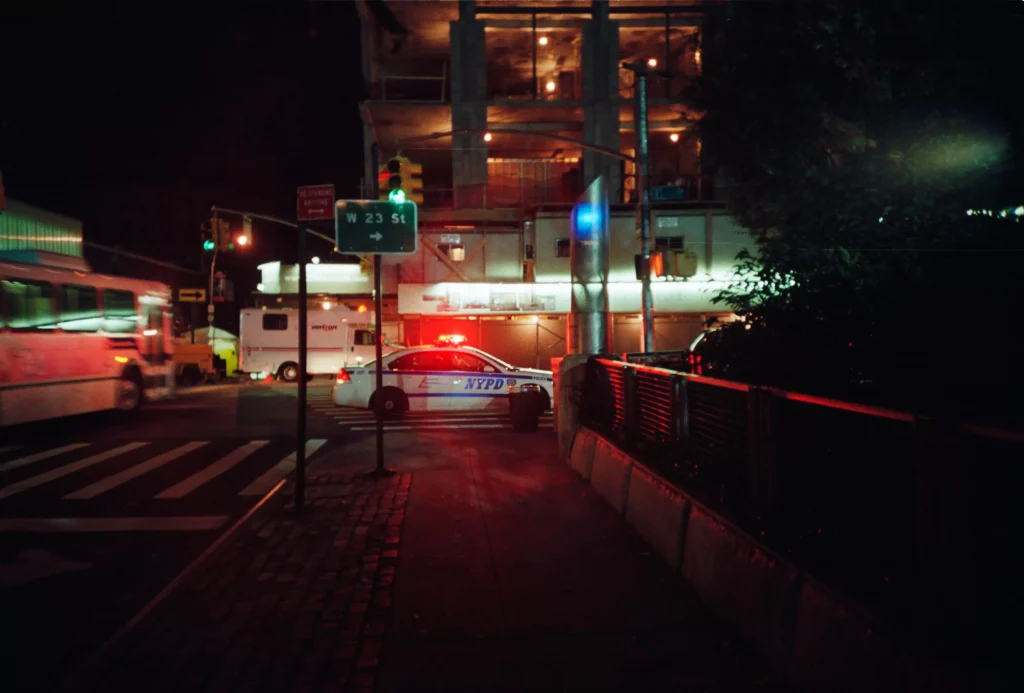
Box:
[239,307,399,382]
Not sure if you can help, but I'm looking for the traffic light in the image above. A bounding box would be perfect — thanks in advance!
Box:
[215,219,234,251]
[202,222,216,251]
[237,217,252,248]
[377,156,423,204]
[386,157,404,203]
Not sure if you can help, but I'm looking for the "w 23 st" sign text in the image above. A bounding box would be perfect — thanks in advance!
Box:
[334,200,418,255]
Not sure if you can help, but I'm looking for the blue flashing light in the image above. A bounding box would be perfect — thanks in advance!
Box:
[571,202,605,238]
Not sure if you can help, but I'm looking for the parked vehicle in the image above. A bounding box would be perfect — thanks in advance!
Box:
[331,335,554,416]
[238,307,399,382]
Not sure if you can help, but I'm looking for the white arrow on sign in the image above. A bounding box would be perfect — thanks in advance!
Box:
[369,232,384,241]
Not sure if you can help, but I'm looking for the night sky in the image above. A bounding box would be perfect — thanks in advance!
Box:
[1,1,364,271]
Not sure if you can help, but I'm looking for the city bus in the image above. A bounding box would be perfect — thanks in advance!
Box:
[0,250,174,427]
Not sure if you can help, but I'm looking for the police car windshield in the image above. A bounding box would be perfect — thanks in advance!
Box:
[468,348,516,371]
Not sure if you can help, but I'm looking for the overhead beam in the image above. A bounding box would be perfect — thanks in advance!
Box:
[422,237,471,282]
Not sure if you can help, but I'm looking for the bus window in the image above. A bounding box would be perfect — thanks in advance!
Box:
[102,289,138,333]
[58,284,102,332]
[2,279,57,330]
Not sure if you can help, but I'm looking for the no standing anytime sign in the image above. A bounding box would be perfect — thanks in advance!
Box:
[297,184,335,221]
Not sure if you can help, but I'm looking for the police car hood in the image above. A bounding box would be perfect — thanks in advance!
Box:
[512,367,552,379]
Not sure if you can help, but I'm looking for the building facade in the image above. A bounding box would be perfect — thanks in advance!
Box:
[355,0,747,367]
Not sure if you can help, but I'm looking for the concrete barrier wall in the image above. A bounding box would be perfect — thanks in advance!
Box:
[589,435,631,514]
[625,464,688,570]
[567,428,596,479]
[682,505,800,671]
[563,427,954,693]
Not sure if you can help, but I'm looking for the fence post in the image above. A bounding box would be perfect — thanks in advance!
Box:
[746,386,779,515]
[911,416,972,638]
[622,365,638,445]
[672,373,690,444]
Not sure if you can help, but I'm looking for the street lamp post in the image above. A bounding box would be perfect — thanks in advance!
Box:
[632,68,655,353]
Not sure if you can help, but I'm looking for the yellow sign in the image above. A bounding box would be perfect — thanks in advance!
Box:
[178,288,207,303]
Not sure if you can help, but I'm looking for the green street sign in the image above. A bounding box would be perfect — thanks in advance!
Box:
[334,199,418,255]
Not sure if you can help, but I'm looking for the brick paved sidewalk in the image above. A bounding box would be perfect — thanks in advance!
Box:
[62,470,409,693]
[61,433,785,693]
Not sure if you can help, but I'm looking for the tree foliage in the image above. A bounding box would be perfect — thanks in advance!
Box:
[687,0,1024,416]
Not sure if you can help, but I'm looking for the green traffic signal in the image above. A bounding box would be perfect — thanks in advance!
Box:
[203,239,215,251]
[388,188,406,204]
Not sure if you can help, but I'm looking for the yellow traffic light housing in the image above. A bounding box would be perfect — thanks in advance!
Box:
[378,155,423,204]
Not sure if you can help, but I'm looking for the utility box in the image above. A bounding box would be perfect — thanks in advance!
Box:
[672,249,699,278]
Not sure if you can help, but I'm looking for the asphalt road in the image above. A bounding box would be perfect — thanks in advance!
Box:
[0,379,552,693]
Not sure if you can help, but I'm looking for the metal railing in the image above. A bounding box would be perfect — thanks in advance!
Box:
[581,356,1024,653]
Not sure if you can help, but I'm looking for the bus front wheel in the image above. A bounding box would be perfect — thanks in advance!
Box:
[117,369,144,413]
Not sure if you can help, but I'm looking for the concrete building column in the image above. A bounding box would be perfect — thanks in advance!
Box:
[450,1,488,208]
[582,1,622,201]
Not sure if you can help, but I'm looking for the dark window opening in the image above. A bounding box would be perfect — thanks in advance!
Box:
[655,236,685,251]
[263,314,288,331]
[555,239,571,258]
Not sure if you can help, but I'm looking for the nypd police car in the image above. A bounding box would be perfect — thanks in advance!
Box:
[331,335,554,416]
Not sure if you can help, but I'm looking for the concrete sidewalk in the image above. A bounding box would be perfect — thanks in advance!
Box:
[62,433,784,693]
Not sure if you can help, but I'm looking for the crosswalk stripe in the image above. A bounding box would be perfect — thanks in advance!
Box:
[238,439,327,496]
[155,440,270,499]
[64,442,208,500]
[350,422,553,431]
[0,443,149,500]
[0,516,229,533]
[0,443,91,473]
[351,423,506,431]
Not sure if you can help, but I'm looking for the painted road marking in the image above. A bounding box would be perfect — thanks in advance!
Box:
[0,443,91,473]
[64,441,208,500]
[352,421,507,427]
[349,422,552,431]
[238,439,327,496]
[0,516,229,533]
[0,445,22,455]
[0,443,148,500]
[155,440,269,499]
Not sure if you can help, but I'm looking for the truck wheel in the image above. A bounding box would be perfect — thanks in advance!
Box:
[181,365,202,387]
[279,363,299,382]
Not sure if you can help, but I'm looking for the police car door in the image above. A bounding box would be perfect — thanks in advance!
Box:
[447,351,505,410]
[391,350,451,412]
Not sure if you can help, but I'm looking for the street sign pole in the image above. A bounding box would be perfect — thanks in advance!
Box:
[296,221,307,513]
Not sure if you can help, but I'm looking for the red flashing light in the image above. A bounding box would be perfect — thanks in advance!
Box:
[336,368,351,384]
[434,334,467,347]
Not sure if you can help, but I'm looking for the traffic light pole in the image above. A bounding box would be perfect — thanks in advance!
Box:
[369,142,395,478]
[208,214,219,342]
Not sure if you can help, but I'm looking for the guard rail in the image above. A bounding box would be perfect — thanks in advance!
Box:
[580,356,1024,655]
